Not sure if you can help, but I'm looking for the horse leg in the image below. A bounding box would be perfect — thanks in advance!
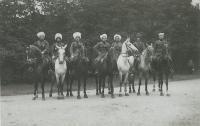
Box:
[66,76,69,97]
[60,74,65,98]
[101,77,105,98]
[145,76,149,96]
[32,81,38,100]
[83,77,88,98]
[95,75,99,95]
[158,73,161,91]
[152,73,156,92]
[119,72,123,97]
[128,74,132,93]
[166,73,170,96]
[49,74,55,97]
[108,77,111,94]
[55,74,59,96]
[132,76,136,93]
[124,73,129,96]
[70,78,73,96]
[77,79,81,99]
[160,74,164,96]
[109,74,115,98]
[41,79,45,100]
[131,74,136,93]
[137,77,141,96]
[99,77,102,94]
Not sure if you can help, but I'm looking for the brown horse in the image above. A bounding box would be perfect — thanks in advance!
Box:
[26,45,50,100]
[129,44,154,96]
[67,49,89,99]
[151,55,171,96]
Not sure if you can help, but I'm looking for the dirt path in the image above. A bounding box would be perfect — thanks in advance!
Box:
[1,79,200,126]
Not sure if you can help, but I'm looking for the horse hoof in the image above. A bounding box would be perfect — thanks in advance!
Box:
[32,96,37,100]
[77,95,81,99]
[66,93,69,97]
[146,92,150,96]
[60,95,64,99]
[111,94,115,98]
[84,94,88,98]
[166,93,170,96]
[160,92,164,96]
[129,90,132,93]
[108,91,111,94]
[96,92,99,95]
[125,93,129,96]
[119,94,122,97]
[70,93,73,97]
[132,90,136,93]
[42,97,45,101]
[137,93,141,96]
[101,94,105,98]
[152,89,156,92]
[49,94,52,97]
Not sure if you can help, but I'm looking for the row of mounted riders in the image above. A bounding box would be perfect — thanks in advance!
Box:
[26,32,173,100]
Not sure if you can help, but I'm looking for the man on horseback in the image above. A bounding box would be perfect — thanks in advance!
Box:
[110,34,122,72]
[112,34,122,57]
[33,32,50,55]
[70,32,88,62]
[132,33,146,71]
[153,32,173,73]
[51,33,68,69]
[29,32,51,70]
[28,32,50,100]
[93,34,110,64]
[69,32,89,99]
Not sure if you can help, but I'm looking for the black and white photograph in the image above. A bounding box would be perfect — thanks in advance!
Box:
[1,0,200,126]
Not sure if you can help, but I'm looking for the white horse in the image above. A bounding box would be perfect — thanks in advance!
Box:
[55,44,67,99]
[117,38,138,96]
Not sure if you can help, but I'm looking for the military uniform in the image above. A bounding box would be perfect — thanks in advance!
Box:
[70,41,86,61]
[133,40,146,54]
[111,41,122,58]
[93,41,110,63]
[33,40,49,54]
[133,40,146,71]
[153,39,167,59]
[33,40,50,63]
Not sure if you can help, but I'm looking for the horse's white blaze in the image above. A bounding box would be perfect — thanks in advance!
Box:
[55,46,67,84]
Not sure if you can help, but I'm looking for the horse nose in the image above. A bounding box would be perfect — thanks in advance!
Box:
[59,61,64,64]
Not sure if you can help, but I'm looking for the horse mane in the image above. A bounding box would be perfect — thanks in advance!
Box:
[29,45,42,58]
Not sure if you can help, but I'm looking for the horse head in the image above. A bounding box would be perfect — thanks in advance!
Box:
[56,44,67,64]
[121,37,138,55]
[141,43,154,65]
[146,43,154,57]
[26,45,41,64]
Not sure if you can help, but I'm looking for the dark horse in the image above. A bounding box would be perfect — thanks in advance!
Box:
[151,54,171,96]
[67,51,89,99]
[26,45,50,100]
[93,48,116,98]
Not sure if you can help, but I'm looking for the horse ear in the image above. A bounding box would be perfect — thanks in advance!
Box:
[56,45,61,49]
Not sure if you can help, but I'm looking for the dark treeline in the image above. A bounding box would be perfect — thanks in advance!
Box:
[0,0,199,84]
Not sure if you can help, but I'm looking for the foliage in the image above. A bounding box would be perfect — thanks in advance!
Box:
[0,0,199,83]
